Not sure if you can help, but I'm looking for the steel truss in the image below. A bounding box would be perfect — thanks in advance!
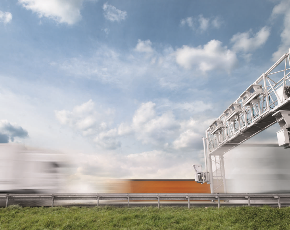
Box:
[204,50,290,193]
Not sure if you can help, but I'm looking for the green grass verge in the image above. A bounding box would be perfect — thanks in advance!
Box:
[0,205,290,230]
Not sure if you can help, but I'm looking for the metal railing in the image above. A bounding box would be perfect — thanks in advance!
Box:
[2,193,290,209]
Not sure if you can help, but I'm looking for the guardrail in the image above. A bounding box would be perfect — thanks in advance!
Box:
[2,193,290,209]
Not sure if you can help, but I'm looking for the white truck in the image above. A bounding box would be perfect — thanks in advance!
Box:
[0,144,66,193]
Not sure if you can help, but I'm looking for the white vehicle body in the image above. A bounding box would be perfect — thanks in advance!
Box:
[0,144,66,193]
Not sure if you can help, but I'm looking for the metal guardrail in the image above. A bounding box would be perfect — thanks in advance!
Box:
[2,193,290,209]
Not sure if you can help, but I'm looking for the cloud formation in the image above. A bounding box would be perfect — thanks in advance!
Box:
[55,99,114,137]
[103,3,127,22]
[231,27,270,53]
[55,100,120,149]
[175,40,238,73]
[198,15,210,31]
[94,129,121,150]
[135,39,154,53]
[130,102,180,146]
[117,102,212,150]
[181,15,222,32]
[55,99,212,151]
[173,118,212,150]
[0,10,12,24]
[181,17,194,29]
[58,38,240,91]
[73,150,199,180]
[0,120,28,143]
[57,43,185,89]
[18,0,84,25]
[271,0,290,60]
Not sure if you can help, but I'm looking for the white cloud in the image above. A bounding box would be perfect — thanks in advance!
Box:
[132,102,156,126]
[181,17,194,29]
[55,100,120,149]
[212,17,222,29]
[0,11,12,24]
[57,44,178,90]
[117,101,211,149]
[18,0,84,25]
[154,99,213,119]
[57,45,152,87]
[181,15,222,32]
[58,39,235,91]
[132,103,180,145]
[72,150,200,180]
[135,39,154,53]
[198,15,209,31]
[231,27,270,53]
[173,129,200,149]
[55,99,212,151]
[94,128,121,150]
[0,120,28,142]
[55,99,113,137]
[103,3,127,22]
[271,0,290,60]
[173,117,213,150]
[117,123,133,136]
[175,39,238,73]
[175,101,212,113]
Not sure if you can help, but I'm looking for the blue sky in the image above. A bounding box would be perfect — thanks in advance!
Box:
[0,0,289,188]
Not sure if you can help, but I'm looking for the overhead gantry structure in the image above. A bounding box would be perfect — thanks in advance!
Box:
[197,49,290,193]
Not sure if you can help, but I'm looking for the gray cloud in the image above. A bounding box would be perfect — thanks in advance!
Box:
[0,133,9,143]
[0,120,28,143]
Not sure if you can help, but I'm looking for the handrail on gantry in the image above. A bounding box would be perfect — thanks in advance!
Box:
[201,49,290,193]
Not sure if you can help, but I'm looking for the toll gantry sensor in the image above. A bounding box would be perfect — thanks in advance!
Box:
[193,165,209,184]
[273,110,290,148]
[201,49,290,193]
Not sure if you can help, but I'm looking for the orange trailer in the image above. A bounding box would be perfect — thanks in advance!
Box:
[110,179,210,193]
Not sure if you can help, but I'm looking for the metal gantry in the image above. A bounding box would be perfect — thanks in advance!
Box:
[203,49,290,193]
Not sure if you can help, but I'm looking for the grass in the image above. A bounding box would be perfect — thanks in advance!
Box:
[0,205,290,229]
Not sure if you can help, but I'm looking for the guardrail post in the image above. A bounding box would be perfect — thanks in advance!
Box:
[5,194,9,208]
[274,195,281,209]
[248,196,250,206]
[127,196,130,208]
[97,196,99,207]
[158,195,160,209]
[217,196,220,209]
[187,196,190,209]
[51,195,54,207]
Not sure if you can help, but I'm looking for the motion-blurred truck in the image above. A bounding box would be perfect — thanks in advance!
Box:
[0,144,67,193]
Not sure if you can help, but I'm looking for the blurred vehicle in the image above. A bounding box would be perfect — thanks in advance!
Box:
[0,144,67,194]
[107,179,210,193]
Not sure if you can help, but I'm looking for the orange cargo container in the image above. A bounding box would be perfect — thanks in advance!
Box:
[112,179,210,193]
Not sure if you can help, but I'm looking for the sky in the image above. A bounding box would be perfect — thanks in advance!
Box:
[0,0,290,190]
